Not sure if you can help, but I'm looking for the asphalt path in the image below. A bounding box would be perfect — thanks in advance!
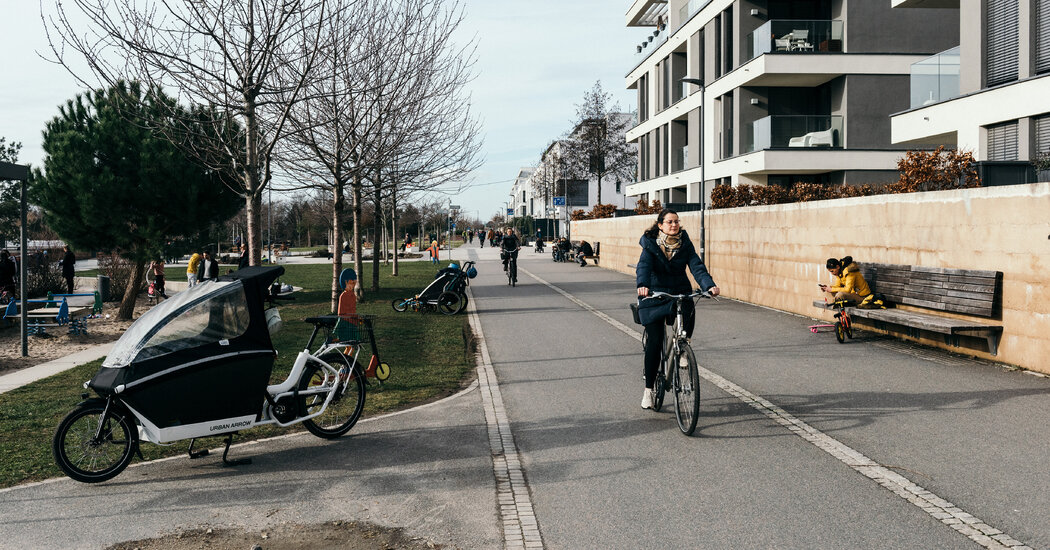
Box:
[2,241,1049,549]
[463,241,1050,550]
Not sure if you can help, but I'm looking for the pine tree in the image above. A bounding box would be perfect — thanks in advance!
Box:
[32,81,241,319]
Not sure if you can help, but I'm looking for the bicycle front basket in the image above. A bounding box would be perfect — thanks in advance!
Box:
[329,314,376,345]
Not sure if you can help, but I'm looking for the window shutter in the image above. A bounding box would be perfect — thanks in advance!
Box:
[1035,115,1050,155]
[987,121,1018,161]
[1037,0,1050,75]
[986,0,1019,87]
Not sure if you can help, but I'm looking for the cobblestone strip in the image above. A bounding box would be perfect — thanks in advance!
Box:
[466,287,544,550]
[524,269,1032,550]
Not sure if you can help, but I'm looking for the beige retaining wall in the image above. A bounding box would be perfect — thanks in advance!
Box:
[572,182,1050,374]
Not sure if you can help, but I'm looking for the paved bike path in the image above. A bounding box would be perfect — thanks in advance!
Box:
[464,243,1050,549]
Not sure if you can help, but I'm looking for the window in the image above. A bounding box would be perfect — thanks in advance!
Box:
[697,28,706,86]
[655,128,662,176]
[662,57,672,109]
[986,0,1019,86]
[1037,0,1050,75]
[1035,114,1050,156]
[639,75,649,123]
[714,15,722,78]
[986,121,1019,161]
[721,92,735,158]
[722,7,733,75]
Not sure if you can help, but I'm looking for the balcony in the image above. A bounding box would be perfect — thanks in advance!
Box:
[909,46,959,108]
[745,20,843,62]
[746,115,844,152]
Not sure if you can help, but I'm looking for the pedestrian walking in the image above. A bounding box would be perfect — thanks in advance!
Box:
[186,250,202,287]
[60,245,76,293]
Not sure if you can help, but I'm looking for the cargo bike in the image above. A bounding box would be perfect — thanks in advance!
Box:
[391,261,476,315]
[52,266,384,483]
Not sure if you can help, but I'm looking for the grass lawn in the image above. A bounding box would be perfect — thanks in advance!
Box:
[0,261,475,488]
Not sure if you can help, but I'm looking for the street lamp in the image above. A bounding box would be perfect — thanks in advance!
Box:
[679,77,706,263]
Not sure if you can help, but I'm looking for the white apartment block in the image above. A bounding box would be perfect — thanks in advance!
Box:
[625,0,960,204]
[891,0,1050,184]
[510,117,633,223]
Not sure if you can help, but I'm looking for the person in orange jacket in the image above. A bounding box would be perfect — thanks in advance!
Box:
[427,241,440,263]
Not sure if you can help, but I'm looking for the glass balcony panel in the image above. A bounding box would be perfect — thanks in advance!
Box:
[746,20,843,62]
[910,46,960,108]
[746,115,843,152]
[672,145,689,173]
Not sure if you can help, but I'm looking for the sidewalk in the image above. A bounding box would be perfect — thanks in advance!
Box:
[0,342,112,394]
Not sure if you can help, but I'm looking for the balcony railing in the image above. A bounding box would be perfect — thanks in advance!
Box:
[746,115,844,152]
[910,46,960,108]
[745,19,843,61]
[676,0,712,32]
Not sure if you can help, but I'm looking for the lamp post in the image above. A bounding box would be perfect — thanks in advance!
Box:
[679,77,706,263]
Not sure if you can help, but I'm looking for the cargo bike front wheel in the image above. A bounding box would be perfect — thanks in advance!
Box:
[52,401,137,483]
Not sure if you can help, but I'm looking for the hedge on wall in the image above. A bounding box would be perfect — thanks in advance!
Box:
[709,147,981,209]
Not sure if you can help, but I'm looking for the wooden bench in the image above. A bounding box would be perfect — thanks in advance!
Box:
[814,263,1003,355]
[570,241,601,265]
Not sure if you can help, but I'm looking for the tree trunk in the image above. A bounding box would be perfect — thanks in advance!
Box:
[371,185,382,292]
[245,191,263,266]
[391,198,399,277]
[330,181,345,313]
[117,261,146,321]
[351,174,364,299]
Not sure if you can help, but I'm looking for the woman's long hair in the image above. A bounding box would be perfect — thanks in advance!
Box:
[826,255,854,270]
[643,208,679,238]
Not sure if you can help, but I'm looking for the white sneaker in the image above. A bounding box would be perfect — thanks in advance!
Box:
[641,388,653,409]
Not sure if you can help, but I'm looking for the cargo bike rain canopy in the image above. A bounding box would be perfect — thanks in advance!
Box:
[89,266,284,432]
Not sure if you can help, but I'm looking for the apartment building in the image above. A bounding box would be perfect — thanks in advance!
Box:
[891,0,1050,184]
[510,116,633,227]
[625,0,959,204]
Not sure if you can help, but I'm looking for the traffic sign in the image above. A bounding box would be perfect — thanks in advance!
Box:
[553,196,566,206]
[506,208,514,216]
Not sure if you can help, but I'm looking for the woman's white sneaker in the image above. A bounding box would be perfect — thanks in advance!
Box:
[641,388,654,409]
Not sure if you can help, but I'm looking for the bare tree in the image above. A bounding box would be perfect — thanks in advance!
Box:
[350,0,482,292]
[45,0,328,266]
[563,82,636,205]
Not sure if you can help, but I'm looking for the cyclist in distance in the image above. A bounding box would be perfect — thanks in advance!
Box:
[500,226,521,277]
[635,209,720,409]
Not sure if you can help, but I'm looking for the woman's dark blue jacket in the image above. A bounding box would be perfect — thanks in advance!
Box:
[635,229,715,294]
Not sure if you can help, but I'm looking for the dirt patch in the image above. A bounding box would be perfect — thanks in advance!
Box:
[0,297,156,375]
[106,521,447,550]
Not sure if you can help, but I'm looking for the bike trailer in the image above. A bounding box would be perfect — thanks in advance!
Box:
[88,266,285,443]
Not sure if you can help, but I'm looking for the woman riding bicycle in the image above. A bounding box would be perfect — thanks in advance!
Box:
[635,209,720,410]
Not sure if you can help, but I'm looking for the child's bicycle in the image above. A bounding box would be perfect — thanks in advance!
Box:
[810,299,854,343]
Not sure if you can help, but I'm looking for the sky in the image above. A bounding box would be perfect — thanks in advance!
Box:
[0,0,641,223]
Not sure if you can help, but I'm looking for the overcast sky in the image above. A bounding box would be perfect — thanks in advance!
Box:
[0,0,640,222]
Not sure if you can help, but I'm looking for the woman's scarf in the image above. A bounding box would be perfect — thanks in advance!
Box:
[656,232,682,260]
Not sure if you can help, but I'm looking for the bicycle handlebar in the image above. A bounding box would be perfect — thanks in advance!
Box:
[643,289,714,302]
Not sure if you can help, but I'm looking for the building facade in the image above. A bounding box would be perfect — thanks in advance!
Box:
[510,116,634,229]
[891,0,1050,184]
[625,0,959,204]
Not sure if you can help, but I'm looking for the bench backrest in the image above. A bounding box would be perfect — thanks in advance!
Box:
[863,263,1002,318]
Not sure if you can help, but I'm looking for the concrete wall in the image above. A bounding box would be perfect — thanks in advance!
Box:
[572,183,1050,374]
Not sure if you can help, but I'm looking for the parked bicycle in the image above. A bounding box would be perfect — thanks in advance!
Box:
[51,266,379,483]
[636,290,713,435]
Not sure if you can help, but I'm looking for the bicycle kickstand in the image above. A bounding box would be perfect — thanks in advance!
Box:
[221,433,252,467]
[187,438,209,459]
